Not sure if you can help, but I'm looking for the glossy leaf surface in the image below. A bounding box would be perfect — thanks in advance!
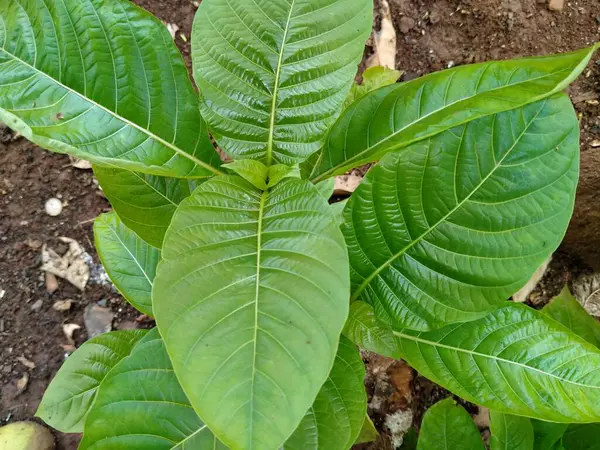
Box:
[311,45,598,180]
[94,165,194,248]
[192,0,372,165]
[531,420,568,450]
[284,337,367,450]
[395,304,600,422]
[36,330,146,433]
[490,412,535,450]
[0,0,220,177]
[79,329,225,449]
[94,212,159,316]
[416,399,484,450]
[154,176,350,450]
[543,286,600,347]
[344,95,579,331]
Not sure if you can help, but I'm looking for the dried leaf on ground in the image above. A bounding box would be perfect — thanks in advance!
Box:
[367,0,397,70]
[41,238,90,291]
[572,273,600,316]
[62,323,81,346]
[16,356,35,370]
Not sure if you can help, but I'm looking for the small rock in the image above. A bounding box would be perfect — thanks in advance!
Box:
[45,273,59,294]
[117,321,139,330]
[26,239,42,250]
[84,305,114,338]
[30,299,43,313]
[398,16,415,34]
[0,421,55,450]
[52,300,72,312]
[548,0,564,11]
[97,298,108,307]
[44,198,63,217]
[591,140,600,148]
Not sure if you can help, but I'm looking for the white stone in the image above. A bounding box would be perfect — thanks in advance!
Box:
[44,198,62,216]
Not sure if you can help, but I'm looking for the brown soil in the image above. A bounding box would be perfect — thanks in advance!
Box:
[0,0,599,449]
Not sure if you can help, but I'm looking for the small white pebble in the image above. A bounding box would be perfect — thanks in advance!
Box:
[45,198,63,216]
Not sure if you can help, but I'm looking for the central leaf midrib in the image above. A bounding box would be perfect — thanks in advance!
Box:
[0,48,223,177]
[249,189,268,444]
[266,0,296,167]
[350,101,547,301]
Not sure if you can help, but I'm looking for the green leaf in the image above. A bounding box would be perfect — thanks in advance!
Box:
[490,412,535,450]
[531,420,568,450]
[191,0,372,165]
[284,336,367,450]
[36,330,147,433]
[343,301,400,359]
[330,200,348,226]
[394,303,600,422]
[343,95,579,331]
[0,0,221,178]
[311,45,598,181]
[315,179,335,201]
[93,165,193,248]
[79,329,226,450]
[354,415,379,445]
[94,212,159,316]
[224,160,269,190]
[543,286,600,347]
[562,424,600,450]
[416,398,485,450]
[153,176,350,450]
[344,66,402,109]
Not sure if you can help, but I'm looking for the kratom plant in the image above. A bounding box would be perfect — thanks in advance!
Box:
[2,0,600,448]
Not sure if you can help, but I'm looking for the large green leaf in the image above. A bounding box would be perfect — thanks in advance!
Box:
[153,176,350,450]
[395,303,600,422]
[93,165,194,248]
[343,301,401,359]
[490,412,535,450]
[94,212,159,316]
[532,420,568,450]
[416,398,485,450]
[191,0,372,165]
[311,45,598,181]
[283,337,367,450]
[36,330,147,433]
[79,329,226,449]
[343,95,579,331]
[543,286,600,348]
[0,0,221,177]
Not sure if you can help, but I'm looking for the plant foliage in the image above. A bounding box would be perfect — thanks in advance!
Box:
[2,0,597,447]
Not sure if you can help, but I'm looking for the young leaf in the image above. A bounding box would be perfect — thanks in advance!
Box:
[93,166,193,248]
[283,337,367,450]
[311,45,599,181]
[0,0,221,178]
[416,398,485,450]
[490,412,535,450]
[79,329,226,450]
[395,304,600,422]
[343,301,401,359]
[36,330,147,433]
[543,286,600,347]
[192,0,372,165]
[94,212,160,316]
[223,160,270,190]
[343,95,579,331]
[354,415,379,445]
[153,176,350,450]
[344,66,403,109]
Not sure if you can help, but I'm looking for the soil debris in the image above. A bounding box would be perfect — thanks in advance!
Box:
[41,238,90,291]
[83,304,114,338]
[52,300,73,312]
[548,0,565,12]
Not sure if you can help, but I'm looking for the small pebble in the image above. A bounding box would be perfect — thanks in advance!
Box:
[30,299,43,312]
[44,198,63,216]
